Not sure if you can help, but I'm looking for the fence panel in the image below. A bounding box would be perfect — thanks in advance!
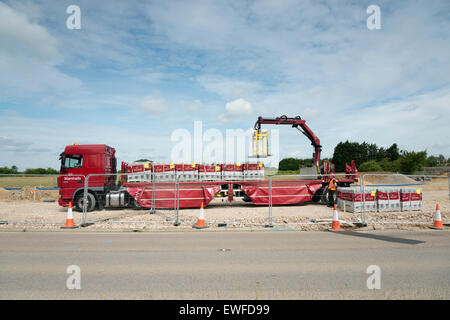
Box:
[2,171,447,230]
[360,173,449,225]
[267,173,359,229]
[0,174,84,228]
[80,172,178,229]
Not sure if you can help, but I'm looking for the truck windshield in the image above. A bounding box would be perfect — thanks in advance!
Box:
[62,155,83,169]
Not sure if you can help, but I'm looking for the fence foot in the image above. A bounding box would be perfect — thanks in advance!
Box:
[173,221,180,226]
[354,222,367,227]
[80,222,94,228]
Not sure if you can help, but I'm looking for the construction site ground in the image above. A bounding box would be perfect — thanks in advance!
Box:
[0,175,448,232]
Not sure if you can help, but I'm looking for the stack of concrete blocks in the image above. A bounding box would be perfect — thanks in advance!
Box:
[175,164,184,182]
[213,164,222,181]
[126,164,140,183]
[162,164,175,182]
[128,163,150,183]
[410,187,423,211]
[363,187,377,212]
[337,187,362,213]
[143,162,152,182]
[182,164,198,182]
[152,164,164,182]
[400,187,412,211]
[257,162,265,180]
[199,165,217,181]
[244,163,259,181]
[350,187,363,213]
[376,187,389,212]
[223,164,236,181]
[387,187,401,211]
[235,163,243,180]
[338,186,422,213]
[400,187,422,211]
[336,187,346,210]
[198,165,207,181]
[204,165,217,181]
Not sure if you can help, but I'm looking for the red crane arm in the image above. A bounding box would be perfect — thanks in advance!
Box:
[254,115,322,168]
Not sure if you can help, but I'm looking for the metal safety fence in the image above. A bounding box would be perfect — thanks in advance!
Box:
[1,172,448,229]
[266,173,354,228]
[0,173,84,226]
[80,172,178,228]
[358,173,449,225]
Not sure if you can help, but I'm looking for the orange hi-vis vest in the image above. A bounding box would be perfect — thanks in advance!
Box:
[328,178,337,191]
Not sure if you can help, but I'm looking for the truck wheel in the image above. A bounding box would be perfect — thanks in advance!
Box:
[312,187,325,203]
[242,192,252,202]
[74,192,96,212]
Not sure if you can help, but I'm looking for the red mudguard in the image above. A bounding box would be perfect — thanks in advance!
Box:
[242,182,322,205]
[126,184,221,209]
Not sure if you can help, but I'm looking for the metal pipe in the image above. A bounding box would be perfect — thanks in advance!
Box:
[82,175,88,226]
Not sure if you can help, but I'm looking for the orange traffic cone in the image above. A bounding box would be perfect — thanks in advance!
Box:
[61,201,78,229]
[193,201,208,229]
[331,204,341,231]
[431,203,443,229]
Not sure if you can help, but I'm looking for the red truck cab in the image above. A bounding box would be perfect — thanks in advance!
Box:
[58,144,117,210]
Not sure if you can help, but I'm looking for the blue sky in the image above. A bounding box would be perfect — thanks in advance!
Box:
[0,0,449,170]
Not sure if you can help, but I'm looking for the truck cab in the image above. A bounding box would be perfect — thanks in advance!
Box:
[58,144,117,210]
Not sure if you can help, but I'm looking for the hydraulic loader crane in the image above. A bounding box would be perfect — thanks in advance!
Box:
[253,115,323,173]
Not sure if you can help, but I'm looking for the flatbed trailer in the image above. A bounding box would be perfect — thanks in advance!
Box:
[123,178,356,209]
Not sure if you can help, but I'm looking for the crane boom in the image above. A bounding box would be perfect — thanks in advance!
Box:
[254,115,322,168]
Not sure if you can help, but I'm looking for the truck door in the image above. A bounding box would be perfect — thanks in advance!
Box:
[59,154,85,199]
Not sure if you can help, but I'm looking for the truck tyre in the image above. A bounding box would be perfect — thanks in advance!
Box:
[312,186,325,203]
[74,192,96,212]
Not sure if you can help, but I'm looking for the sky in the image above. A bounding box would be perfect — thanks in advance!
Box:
[0,0,449,170]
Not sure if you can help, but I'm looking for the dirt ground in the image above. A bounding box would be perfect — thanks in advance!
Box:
[0,176,448,231]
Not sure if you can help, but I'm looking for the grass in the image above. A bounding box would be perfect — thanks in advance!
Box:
[0,176,58,188]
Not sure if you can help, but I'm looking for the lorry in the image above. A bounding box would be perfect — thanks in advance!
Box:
[57,115,358,211]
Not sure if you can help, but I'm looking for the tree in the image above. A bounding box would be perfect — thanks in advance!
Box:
[24,168,59,175]
[367,143,379,161]
[399,150,427,174]
[332,141,368,172]
[426,155,439,167]
[386,143,400,161]
[279,158,302,171]
[437,154,446,165]
[376,147,386,161]
[0,166,19,174]
[358,160,383,172]
[379,158,402,172]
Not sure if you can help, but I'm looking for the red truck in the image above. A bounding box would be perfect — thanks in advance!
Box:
[58,144,357,211]
[57,115,358,211]
[58,144,126,211]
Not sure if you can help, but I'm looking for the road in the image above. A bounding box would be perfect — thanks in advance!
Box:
[0,230,449,299]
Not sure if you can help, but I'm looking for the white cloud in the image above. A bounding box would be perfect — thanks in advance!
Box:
[313,88,450,159]
[218,98,253,123]
[197,75,262,100]
[187,99,203,111]
[139,72,172,83]
[0,111,173,170]
[138,96,169,114]
[0,2,81,98]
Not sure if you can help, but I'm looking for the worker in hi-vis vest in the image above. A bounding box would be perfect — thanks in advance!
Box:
[328,173,337,207]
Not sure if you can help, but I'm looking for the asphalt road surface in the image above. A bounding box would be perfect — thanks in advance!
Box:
[0,230,449,299]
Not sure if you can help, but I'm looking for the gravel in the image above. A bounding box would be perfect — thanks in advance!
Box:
[0,181,448,232]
